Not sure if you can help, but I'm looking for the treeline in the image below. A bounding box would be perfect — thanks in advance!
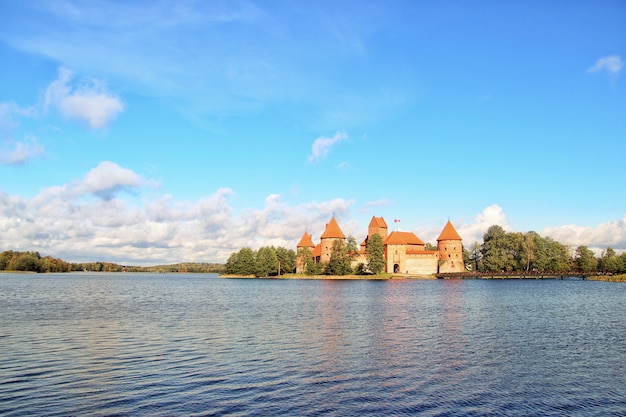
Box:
[0,251,224,273]
[223,246,297,277]
[0,251,73,273]
[467,225,626,273]
[223,234,387,277]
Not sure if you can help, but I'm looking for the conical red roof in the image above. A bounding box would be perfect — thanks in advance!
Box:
[297,231,315,248]
[320,217,346,239]
[437,220,462,241]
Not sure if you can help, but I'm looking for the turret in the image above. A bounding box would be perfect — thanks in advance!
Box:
[437,220,464,273]
[295,231,315,273]
[319,217,346,264]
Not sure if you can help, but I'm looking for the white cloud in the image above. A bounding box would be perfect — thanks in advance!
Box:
[0,162,356,264]
[587,55,623,76]
[44,67,124,129]
[0,102,43,165]
[308,131,348,163]
[415,204,511,245]
[3,178,624,267]
[35,161,147,202]
[75,161,143,199]
[0,137,45,165]
[0,101,37,129]
[542,216,626,252]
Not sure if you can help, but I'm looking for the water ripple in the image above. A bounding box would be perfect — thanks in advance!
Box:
[1,274,625,416]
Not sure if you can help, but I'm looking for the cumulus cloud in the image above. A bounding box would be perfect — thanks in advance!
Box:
[44,67,124,129]
[587,55,623,76]
[542,216,626,253]
[2,180,625,266]
[35,161,147,202]
[308,131,348,163]
[0,161,357,264]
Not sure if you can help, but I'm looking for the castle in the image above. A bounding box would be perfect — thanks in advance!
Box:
[296,216,464,275]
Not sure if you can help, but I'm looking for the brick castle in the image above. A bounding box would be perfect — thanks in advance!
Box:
[296,216,464,275]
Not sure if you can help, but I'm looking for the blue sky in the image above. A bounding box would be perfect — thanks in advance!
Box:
[1,0,625,264]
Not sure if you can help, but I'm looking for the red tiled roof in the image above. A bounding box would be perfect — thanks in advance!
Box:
[320,217,346,239]
[384,231,425,246]
[369,216,388,229]
[297,231,315,248]
[312,244,321,257]
[437,220,462,241]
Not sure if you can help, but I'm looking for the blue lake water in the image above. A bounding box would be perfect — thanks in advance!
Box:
[1,273,625,416]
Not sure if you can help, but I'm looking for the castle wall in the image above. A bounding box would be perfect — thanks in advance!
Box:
[405,255,439,275]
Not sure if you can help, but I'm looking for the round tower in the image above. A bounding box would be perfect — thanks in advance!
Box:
[437,220,464,273]
[295,231,315,274]
[319,217,346,264]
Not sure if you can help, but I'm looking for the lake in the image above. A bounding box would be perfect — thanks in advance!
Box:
[1,273,625,416]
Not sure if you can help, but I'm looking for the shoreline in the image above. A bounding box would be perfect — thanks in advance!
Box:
[219,273,437,280]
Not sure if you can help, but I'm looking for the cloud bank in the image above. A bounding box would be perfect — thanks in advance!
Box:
[1,164,625,265]
[44,67,124,129]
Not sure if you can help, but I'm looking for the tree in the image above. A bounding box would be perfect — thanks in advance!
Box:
[275,247,296,275]
[365,234,385,274]
[521,232,538,271]
[326,239,352,275]
[255,246,278,277]
[481,225,508,272]
[598,247,622,273]
[468,241,482,272]
[575,246,597,272]
[425,242,437,251]
[224,247,257,275]
[346,236,359,256]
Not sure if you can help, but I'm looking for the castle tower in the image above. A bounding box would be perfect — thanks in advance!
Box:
[319,217,346,264]
[295,231,315,273]
[437,220,464,273]
[360,216,389,251]
[368,216,388,240]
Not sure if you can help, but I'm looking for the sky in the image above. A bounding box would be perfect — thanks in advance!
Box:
[1,0,625,265]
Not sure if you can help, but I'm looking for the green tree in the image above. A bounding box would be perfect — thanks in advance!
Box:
[365,233,385,274]
[275,247,296,275]
[346,236,359,256]
[425,242,437,251]
[521,232,538,271]
[575,246,597,272]
[255,246,278,277]
[481,225,508,272]
[326,239,352,275]
[598,247,622,273]
[224,247,257,275]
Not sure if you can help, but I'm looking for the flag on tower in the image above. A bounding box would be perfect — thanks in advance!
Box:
[394,219,400,223]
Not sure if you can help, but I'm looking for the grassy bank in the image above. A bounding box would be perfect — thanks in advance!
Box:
[587,274,626,282]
